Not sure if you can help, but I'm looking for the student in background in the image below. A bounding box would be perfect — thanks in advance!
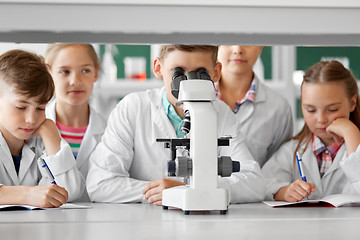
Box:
[87,45,265,205]
[0,50,84,207]
[45,44,106,202]
[217,45,293,167]
[262,61,360,202]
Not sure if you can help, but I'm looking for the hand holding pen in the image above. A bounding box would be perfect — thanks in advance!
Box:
[274,153,316,202]
[294,152,315,200]
[26,158,69,208]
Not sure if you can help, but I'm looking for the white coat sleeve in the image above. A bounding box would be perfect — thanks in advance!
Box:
[340,144,360,194]
[267,103,293,161]
[86,97,149,203]
[38,139,85,202]
[216,108,266,203]
[261,141,295,200]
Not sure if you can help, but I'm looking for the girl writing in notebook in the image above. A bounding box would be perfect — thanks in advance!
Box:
[45,44,107,202]
[262,60,360,202]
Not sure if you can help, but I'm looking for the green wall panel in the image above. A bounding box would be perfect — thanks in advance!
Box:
[297,47,360,79]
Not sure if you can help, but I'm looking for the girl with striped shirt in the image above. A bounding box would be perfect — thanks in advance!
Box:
[45,44,107,202]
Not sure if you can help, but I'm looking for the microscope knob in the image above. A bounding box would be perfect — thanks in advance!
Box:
[232,161,240,172]
[218,156,240,177]
[167,160,176,177]
[176,156,192,177]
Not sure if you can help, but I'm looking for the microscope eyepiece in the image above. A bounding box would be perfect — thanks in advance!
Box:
[186,68,211,81]
[172,67,186,79]
[197,68,211,80]
[171,67,187,99]
[186,70,199,80]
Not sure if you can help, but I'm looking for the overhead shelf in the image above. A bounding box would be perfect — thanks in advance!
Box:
[0,1,359,45]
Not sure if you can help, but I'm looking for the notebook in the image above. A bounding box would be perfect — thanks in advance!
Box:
[0,203,91,211]
[263,194,360,208]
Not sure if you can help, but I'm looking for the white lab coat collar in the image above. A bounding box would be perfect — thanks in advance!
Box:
[237,74,266,124]
[147,87,177,139]
[0,132,19,185]
[46,100,105,168]
[18,142,37,184]
[77,107,105,169]
[0,132,40,185]
[253,74,267,104]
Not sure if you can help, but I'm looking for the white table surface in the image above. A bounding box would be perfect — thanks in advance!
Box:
[1,202,360,240]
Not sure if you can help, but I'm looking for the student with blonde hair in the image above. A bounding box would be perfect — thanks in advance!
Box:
[45,44,106,202]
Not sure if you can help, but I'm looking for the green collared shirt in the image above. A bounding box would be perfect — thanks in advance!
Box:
[162,92,185,138]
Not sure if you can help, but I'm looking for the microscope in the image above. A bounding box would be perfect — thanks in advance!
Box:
[157,67,240,215]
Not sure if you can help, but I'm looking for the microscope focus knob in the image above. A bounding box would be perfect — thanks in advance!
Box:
[176,156,193,177]
[167,160,176,177]
[167,157,193,177]
[232,161,240,172]
[218,156,240,177]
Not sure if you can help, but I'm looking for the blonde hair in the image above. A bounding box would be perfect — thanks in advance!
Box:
[159,45,218,65]
[45,43,100,70]
[292,60,360,163]
[0,49,54,104]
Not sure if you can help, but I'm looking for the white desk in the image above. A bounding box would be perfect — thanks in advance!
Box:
[1,203,360,240]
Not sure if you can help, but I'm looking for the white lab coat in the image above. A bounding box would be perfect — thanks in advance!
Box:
[0,132,84,202]
[262,139,360,200]
[234,75,293,168]
[46,100,107,202]
[87,87,265,204]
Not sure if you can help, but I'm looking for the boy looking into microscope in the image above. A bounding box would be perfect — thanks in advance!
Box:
[87,45,265,205]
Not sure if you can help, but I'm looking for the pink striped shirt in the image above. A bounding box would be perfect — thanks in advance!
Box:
[56,122,87,159]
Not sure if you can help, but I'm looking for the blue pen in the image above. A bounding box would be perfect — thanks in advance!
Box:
[40,158,57,185]
[296,152,307,182]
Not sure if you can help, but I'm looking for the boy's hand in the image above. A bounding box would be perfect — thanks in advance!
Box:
[27,184,68,208]
[143,179,185,206]
[274,180,315,202]
[33,119,61,155]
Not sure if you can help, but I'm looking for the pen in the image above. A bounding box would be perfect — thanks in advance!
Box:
[39,158,57,185]
[296,152,307,182]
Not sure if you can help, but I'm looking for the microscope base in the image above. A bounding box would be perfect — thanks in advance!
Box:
[162,185,228,214]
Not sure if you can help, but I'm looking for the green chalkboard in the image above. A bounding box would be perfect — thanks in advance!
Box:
[297,47,360,79]
[260,46,272,80]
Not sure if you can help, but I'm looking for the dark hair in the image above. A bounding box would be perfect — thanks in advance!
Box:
[0,49,54,104]
[159,45,218,65]
[292,60,360,163]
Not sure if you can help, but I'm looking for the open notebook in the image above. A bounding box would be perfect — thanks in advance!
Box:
[263,194,360,208]
[0,203,91,211]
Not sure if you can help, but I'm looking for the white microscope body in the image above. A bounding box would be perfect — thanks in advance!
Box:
[160,68,239,215]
